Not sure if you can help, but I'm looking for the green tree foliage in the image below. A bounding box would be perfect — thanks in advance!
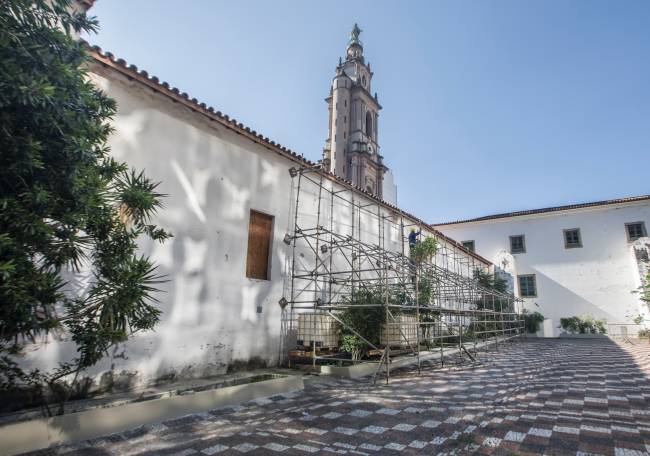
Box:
[473,269,508,313]
[474,269,507,294]
[417,276,440,343]
[338,287,386,351]
[559,316,607,334]
[337,237,439,358]
[636,271,650,306]
[410,237,438,264]
[339,335,364,362]
[523,311,545,334]
[338,275,441,358]
[632,272,649,339]
[0,0,171,407]
[471,269,511,339]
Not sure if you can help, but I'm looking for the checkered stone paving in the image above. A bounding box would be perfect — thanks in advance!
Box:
[22,338,650,455]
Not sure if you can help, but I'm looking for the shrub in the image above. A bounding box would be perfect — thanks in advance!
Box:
[470,269,513,339]
[338,287,386,352]
[337,281,431,356]
[340,335,364,361]
[635,271,650,305]
[474,269,507,293]
[523,311,545,333]
[559,315,607,334]
[411,237,438,264]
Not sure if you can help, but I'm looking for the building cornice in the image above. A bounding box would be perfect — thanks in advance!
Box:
[434,195,650,227]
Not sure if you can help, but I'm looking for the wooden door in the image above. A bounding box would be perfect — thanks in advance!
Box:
[246,210,273,280]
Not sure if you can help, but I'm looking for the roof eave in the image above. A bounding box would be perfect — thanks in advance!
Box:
[84,42,491,267]
[434,195,650,227]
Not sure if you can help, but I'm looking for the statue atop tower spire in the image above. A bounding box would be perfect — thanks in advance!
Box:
[349,23,362,47]
[346,23,364,60]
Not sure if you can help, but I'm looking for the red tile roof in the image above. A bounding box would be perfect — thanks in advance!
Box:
[83,42,492,266]
[434,195,650,226]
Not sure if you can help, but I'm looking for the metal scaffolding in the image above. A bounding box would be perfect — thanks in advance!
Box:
[281,165,524,383]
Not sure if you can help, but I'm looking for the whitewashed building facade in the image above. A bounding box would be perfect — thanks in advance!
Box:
[20,42,487,389]
[435,196,650,337]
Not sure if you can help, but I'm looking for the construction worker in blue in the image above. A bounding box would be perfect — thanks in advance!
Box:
[408,228,421,250]
[408,228,421,283]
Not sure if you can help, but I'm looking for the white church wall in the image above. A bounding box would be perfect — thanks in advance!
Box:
[22,68,293,386]
[18,61,486,390]
[437,202,650,337]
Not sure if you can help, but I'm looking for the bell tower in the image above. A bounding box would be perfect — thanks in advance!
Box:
[323,24,388,199]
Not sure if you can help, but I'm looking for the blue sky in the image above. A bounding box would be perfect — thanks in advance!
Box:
[86,0,650,223]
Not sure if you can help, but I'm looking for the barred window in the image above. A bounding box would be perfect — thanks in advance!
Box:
[625,222,647,242]
[518,274,537,297]
[510,235,526,254]
[563,228,582,248]
[461,240,475,253]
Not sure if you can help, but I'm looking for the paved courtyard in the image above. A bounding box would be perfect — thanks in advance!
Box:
[28,338,650,456]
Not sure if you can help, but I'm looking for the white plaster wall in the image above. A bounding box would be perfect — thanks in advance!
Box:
[382,170,397,206]
[22,69,296,385]
[18,64,488,388]
[437,203,650,337]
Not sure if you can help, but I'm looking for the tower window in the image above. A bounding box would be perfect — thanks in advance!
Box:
[365,111,372,137]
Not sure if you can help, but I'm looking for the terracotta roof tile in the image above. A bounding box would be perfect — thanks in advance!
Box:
[83,41,491,265]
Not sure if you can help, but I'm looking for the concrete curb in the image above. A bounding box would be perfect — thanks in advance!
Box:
[0,374,304,456]
[559,333,609,339]
[321,336,520,379]
[321,362,379,379]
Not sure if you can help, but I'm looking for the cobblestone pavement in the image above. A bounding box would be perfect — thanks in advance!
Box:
[27,338,650,456]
